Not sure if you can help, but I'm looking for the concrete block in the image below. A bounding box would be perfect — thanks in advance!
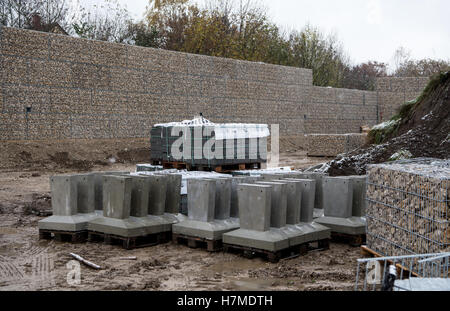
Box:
[73,174,95,214]
[93,171,130,210]
[102,175,132,219]
[314,216,366,235]
[129,176,150,217]
[295,172,326,210]
[50,175,78,216]
[187,179,216,222]
[255,181,287,228]
[230,176,261,218]
[147,174,168,216]
[39,174,100,232]
[238,184,272,232]
[322,177,353,218]
[343,175,368,217]
[274,179,302,225]
[214,177,232,220]
[284,178,316,223]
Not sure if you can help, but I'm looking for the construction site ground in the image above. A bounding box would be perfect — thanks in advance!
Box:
[0,140,360,291]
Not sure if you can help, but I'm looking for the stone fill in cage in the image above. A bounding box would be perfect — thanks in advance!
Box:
[366,158,450,256]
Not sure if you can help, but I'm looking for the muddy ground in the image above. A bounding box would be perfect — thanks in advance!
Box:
[0,146,361,291]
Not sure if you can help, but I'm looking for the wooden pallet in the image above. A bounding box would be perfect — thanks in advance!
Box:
[39,229,88,243]
[172,233,222,252]
[360,245,419,278]
[308,238,331,251]
[331,232,366,247]
[223,243,309,263]
[88,231,171,250]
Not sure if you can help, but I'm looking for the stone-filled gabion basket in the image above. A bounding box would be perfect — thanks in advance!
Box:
[366,158,450,257]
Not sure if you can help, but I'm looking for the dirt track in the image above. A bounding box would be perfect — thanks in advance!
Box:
[0,147,359,291]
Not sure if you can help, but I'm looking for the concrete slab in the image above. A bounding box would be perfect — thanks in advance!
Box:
[314,216,366,235]
[322,176,353,218]
[38,214,99,231]
[172,219,239,240]
[222,228,289,252]
[255,181,288,228]
[88,216,151,237]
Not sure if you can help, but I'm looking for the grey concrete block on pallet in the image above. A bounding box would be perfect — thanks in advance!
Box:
[38,174,101,232]
[172,178,239,240]
[255,181,287,228]
[223,184,290,251]
[187,179,216,222]
[322,176,353,218]
[129,176,150,217]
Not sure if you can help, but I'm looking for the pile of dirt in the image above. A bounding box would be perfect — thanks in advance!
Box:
[327,72,450,176]
[0,139,150,172]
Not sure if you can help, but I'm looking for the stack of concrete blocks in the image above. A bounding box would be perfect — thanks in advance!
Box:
[223,183,292,256]
[272,178,331,246]
[88,174,172,240]
[172,178,239,245]
[38,174,100,233]
[315,176,367,235]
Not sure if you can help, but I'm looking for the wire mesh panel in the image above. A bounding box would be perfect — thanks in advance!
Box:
[354,252,450,291]
[366,158,450,256]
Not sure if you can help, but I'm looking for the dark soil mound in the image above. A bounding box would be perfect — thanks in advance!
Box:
[328,72,450,176]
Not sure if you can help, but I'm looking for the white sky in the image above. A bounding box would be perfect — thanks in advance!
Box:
[78,0,450,67]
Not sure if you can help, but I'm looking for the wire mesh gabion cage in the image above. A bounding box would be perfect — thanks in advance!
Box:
[365,158,450,257]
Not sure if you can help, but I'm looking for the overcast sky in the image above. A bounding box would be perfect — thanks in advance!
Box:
[82,0,450,68]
